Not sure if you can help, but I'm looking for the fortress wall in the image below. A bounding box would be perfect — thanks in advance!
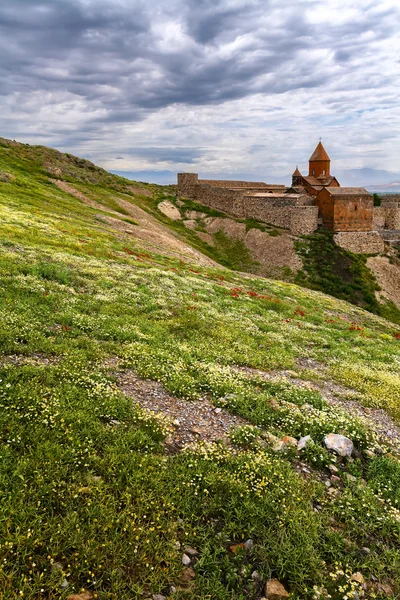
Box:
[334,231,384,254]
[290,207,319,235]
[194,184,246,218]
[198,179,268,188]
[384,207,400,230]
[381,194,400,204]
[177,173,198,197]
[373,207,386,230]
[373,205,400,230]
[177,173,317,233]
[241,196,297,228]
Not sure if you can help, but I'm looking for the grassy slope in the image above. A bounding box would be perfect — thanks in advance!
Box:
[0,139,400,599]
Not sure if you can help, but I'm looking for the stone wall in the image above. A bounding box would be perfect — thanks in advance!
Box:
[373,207,386,230]
[334,231,384,254]
[177,173,320,234]
[333,196,373,232]
[373,204,400,230]
[194,184,245,218]
[290,207,319,236]
[177,173,199,197]
[381,194,400,204]
[384,207,400,230]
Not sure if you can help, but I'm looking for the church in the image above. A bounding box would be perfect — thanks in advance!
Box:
[291,141,340,195]
[291,142,373,232]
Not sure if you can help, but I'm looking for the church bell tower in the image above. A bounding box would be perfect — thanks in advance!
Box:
[309,141,330,178]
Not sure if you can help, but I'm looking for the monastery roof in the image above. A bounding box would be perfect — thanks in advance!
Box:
[292,166,302,176]
[309,141,330,162]
[325,187,370,196]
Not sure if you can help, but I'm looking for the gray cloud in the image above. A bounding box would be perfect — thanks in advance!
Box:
[0,0,399,177]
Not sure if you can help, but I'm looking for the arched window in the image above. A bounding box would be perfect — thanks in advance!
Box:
[322,170,325,176]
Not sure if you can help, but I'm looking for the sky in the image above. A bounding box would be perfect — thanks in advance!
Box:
[0,0,399,185]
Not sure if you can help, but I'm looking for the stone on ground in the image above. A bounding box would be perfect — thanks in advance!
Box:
[265,578,290,599]
[323,433,354,457]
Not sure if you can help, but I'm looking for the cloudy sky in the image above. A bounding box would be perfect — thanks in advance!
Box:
[1,0,399,184]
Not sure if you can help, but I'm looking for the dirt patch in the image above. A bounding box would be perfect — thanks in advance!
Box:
[0,353,60,367]
[117,370,249,452]
[244,229,302,276]
[51,179,217,267]
[205,217,246,240]
[127,185,152,197]
[50,179,120,214]
[367,255,400,309]
[196,231,215,246]
[234,365,400,450]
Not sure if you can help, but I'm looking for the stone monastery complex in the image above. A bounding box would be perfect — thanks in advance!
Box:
[177,142,400,254]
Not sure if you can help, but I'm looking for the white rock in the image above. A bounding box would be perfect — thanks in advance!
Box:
[182,553,191,566]
[297,435,312,451]
[323,433,354,457]
[244,539,254,550]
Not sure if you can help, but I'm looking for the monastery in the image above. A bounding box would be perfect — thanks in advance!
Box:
[177,142,400,254]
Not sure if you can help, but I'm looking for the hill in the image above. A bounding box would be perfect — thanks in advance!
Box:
[1,137,400,599]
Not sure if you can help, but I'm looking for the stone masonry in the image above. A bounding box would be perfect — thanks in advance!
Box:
[176,144,400,252]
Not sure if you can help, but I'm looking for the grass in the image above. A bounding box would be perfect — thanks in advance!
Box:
[294,230,400,325]
[0,138,400,598]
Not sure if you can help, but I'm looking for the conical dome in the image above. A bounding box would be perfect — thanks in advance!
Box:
[292,166,302,176]
[309,141,330,162]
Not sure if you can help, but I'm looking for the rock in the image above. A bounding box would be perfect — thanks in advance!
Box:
[158,201,181,220]
[297,435,312,451]
[351,572,366,589]
[251,570,262,582]
[323,433,354,457]
[182,553,191,566]
[244,538,254,550]
[60,580,69,590]
[214,407,222,414]
[179,567,196,586]
[190,426,203,436]
[325,480,331,488]
[331,475,341,484]
[51,562,63,572]
[67,593,93,600]
[328,464,339,474]
[183,219,197,230]
[364,449,375,458]
[265,578,290,600]
[343,472,357,483]
[0,171,13,182]
[374,582,394,595]
[281,436,298,448]
[362,546,371,554]
[152,595,166,600]
[184,546,198,557]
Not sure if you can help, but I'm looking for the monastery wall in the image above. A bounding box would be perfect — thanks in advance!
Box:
[373,204,400,230]
[334,231,384,254]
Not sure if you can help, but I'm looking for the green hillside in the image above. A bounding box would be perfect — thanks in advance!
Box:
[1,138,400,599]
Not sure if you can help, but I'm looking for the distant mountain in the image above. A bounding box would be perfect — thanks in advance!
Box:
[334,168,400,192]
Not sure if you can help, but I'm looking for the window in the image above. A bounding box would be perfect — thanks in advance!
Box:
[312,170,315,176]
[322,170,325,176]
